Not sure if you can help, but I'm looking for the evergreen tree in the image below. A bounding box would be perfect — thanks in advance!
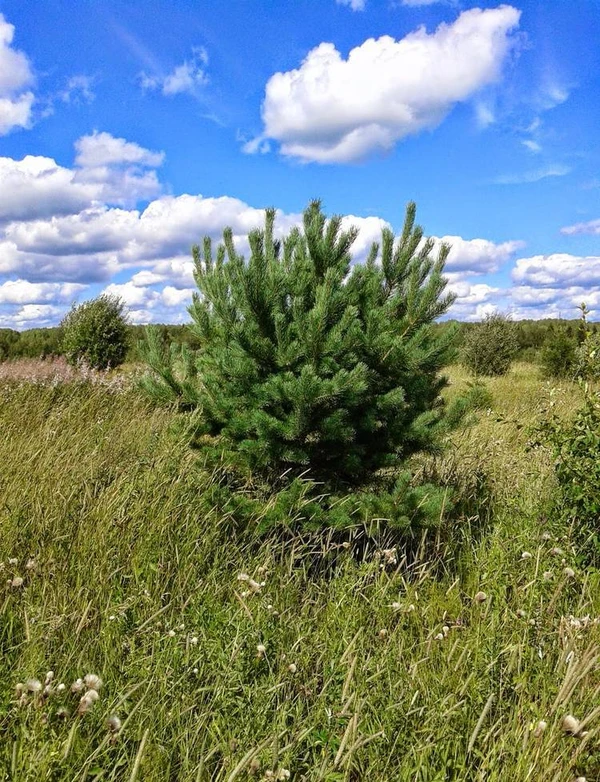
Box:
[141,201,458,487]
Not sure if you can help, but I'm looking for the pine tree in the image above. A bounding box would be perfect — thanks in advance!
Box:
[140,201,457,488]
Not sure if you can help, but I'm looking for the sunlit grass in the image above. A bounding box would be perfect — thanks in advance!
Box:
[0,365,599,780]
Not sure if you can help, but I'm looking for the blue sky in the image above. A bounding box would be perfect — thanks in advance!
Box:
[0,0,599,328]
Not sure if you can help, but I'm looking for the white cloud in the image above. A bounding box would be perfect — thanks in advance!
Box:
[140,48,209,97]
[59,75,96,104]
[251,6,520,163]
[439,235,523,275]
[522,139,542,153]
[561,218,600,236]
[74,131,164,169]
[336,0,367,11]
[493,164,571,185]
[0,155,97,223]
[0,14,35,135]
[0,279,85,305]
[399,0,450,5]
[73,131,164,206]
[512,253,600,288]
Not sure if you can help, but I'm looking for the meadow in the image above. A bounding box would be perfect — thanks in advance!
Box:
[0,361,599,781]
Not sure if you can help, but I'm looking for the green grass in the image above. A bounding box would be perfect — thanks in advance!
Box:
[0,366,599,781]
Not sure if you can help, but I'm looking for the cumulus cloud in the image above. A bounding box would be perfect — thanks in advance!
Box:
[0,155,96,223]
[72,131,164,205]
[512,253,600,288]
[439,235,523,275]
[250,6,521,163]
[140,48,209,96]
[0,14,35,135]
[0,280,85,305]
[0,132,164,230]
[74,131,164,169]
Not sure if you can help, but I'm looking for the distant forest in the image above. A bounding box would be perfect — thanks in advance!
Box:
[0,319,597,364]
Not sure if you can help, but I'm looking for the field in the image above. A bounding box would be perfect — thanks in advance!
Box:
[1,363,599,781]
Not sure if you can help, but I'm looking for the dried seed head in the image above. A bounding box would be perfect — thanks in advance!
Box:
[551,547,564,556]
[473,591,487,604]
[237,573,250,582]
[56,683,66,693]
[45,671,54,685]
[190,636,199,645]
[25,558,36,571]
[71,678,85,694]
[516,609,527,618]
[533,720,547,737]
[541,532,552,540]
[26,678,42,693]
[106,714,122,733]
[8,558,18,566]
[288,663,297,674]
[543,571,553,581]
[11,576,24,588]
[442,625,450,636]
[14,682,24,698]
[562,714,581,735]
[257,644,266,657]
[168,629,176,637]
[564,567,576,578]
[391,601,401,611]
[521,551,532,560]
[277,770,291,781]
[378,628,388,639]
[84,674,102,691]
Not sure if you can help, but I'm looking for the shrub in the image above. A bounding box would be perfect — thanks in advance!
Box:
[461,313,518,377]
[540,330,577,379]
[534,388,600,564]
[61,295,129,370]
[141,200,460,492]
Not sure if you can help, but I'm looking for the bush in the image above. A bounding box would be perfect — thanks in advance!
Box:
[141,200,460,493]
[534,388,600,564]
[540,330,577,379]
[461,313,518,377]
[61,295,129,370]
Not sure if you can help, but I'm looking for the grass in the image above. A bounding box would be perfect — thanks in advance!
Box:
[0,364,599,781]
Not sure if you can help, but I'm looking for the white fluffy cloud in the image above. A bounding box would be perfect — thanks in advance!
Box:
[512,253,600,288]
[251,6,520,162]
[439,236,523,275]
[0,280,85,305]
[0,128,578,328]
[0,14,35,135]
[0,155,96,223]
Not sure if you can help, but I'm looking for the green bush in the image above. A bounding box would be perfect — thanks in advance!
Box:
[461,313,518,377]
[535,388,600,564]
[540,330,577,379]
[60,295,129,370]
[141,200,460,493]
